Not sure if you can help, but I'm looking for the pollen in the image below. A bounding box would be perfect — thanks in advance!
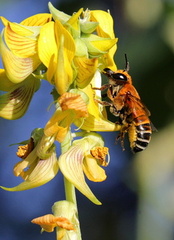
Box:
[90,146,109,166]
[16,138,34,159]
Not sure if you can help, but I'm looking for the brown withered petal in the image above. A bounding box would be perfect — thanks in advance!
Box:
[16,138,34,159]
[55,217,75,230]
[90,146,109,166]
[58,92,88,118]
[31,214,74,232]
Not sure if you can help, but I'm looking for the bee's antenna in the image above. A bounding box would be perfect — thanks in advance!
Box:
[124,54,130,72]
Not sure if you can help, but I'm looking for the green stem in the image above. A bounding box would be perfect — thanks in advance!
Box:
[64,177,77,205]
[60,130,82,240]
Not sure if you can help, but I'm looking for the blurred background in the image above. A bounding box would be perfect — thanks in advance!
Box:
[0,0,174,239]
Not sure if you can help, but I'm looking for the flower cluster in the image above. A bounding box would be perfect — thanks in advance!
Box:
[0,2,119,239]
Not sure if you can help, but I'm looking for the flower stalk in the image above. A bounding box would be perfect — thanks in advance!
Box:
[61,130,82,240]
[61,131,77,204]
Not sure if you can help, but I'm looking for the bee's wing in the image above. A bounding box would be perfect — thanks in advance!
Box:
[127,93,151,116]
[127,93,157,131]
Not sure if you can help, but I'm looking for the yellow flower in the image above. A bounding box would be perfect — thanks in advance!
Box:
[44,92,88,142]
[0,129,59,191]
[58,132,109,205]
[0,14,52,83]
[0,2,119,216]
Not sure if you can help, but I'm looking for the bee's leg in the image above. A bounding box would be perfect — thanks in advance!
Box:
[92,84,112,106]
[92,84,110,91]
[116,124,129,151]
[116,131,125,151]
[95,99,113,107]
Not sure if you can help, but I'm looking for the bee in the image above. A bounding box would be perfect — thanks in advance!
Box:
[94,55,153,153]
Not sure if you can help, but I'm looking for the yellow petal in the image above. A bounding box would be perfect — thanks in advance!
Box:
[90,10,117,70]
[100,50,117,71]
[7,22,34,37]
[1,152,59,191]
[91,38,117,53]
[1,14,52,28]
[0,16,9,27]
[20,13,52,26]
[1,17,33,37]
[75,113,121,132]
[0,75,40,119]
[4,22,38,58]
[47,125,69,143]
[44,110,69,142]
[98,39,117,70]
[83,154,107,182]
[81,79,107,120]
[0,69,16,91]
[55,20,75,61]
[53,20,75,94]
[73,132,105,150]
[0,31,40,83]
[59,145,101,205]
[66,8,83,37]
[67,8,83,29]
[54,35,73,94]
[81,36,106,57]
[46,54,56,83]
[90,10,115,38]
[14,147,38,178]
[82,78,103,119]
[74,56,98,88]
[81,33,117,59]
[38,21,57,68]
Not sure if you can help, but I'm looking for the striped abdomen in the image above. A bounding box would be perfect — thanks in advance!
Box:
[128,115,152,153]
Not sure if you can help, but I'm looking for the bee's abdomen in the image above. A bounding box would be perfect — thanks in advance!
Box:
[129,116,152,153]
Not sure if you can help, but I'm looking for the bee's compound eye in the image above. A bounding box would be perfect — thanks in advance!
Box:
[103,68,114,75]
[112,73,127,81]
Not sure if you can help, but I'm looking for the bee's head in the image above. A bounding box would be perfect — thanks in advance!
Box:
[103,54,132,84]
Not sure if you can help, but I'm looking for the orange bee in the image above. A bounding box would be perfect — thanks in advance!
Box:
[94,55,153,153]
